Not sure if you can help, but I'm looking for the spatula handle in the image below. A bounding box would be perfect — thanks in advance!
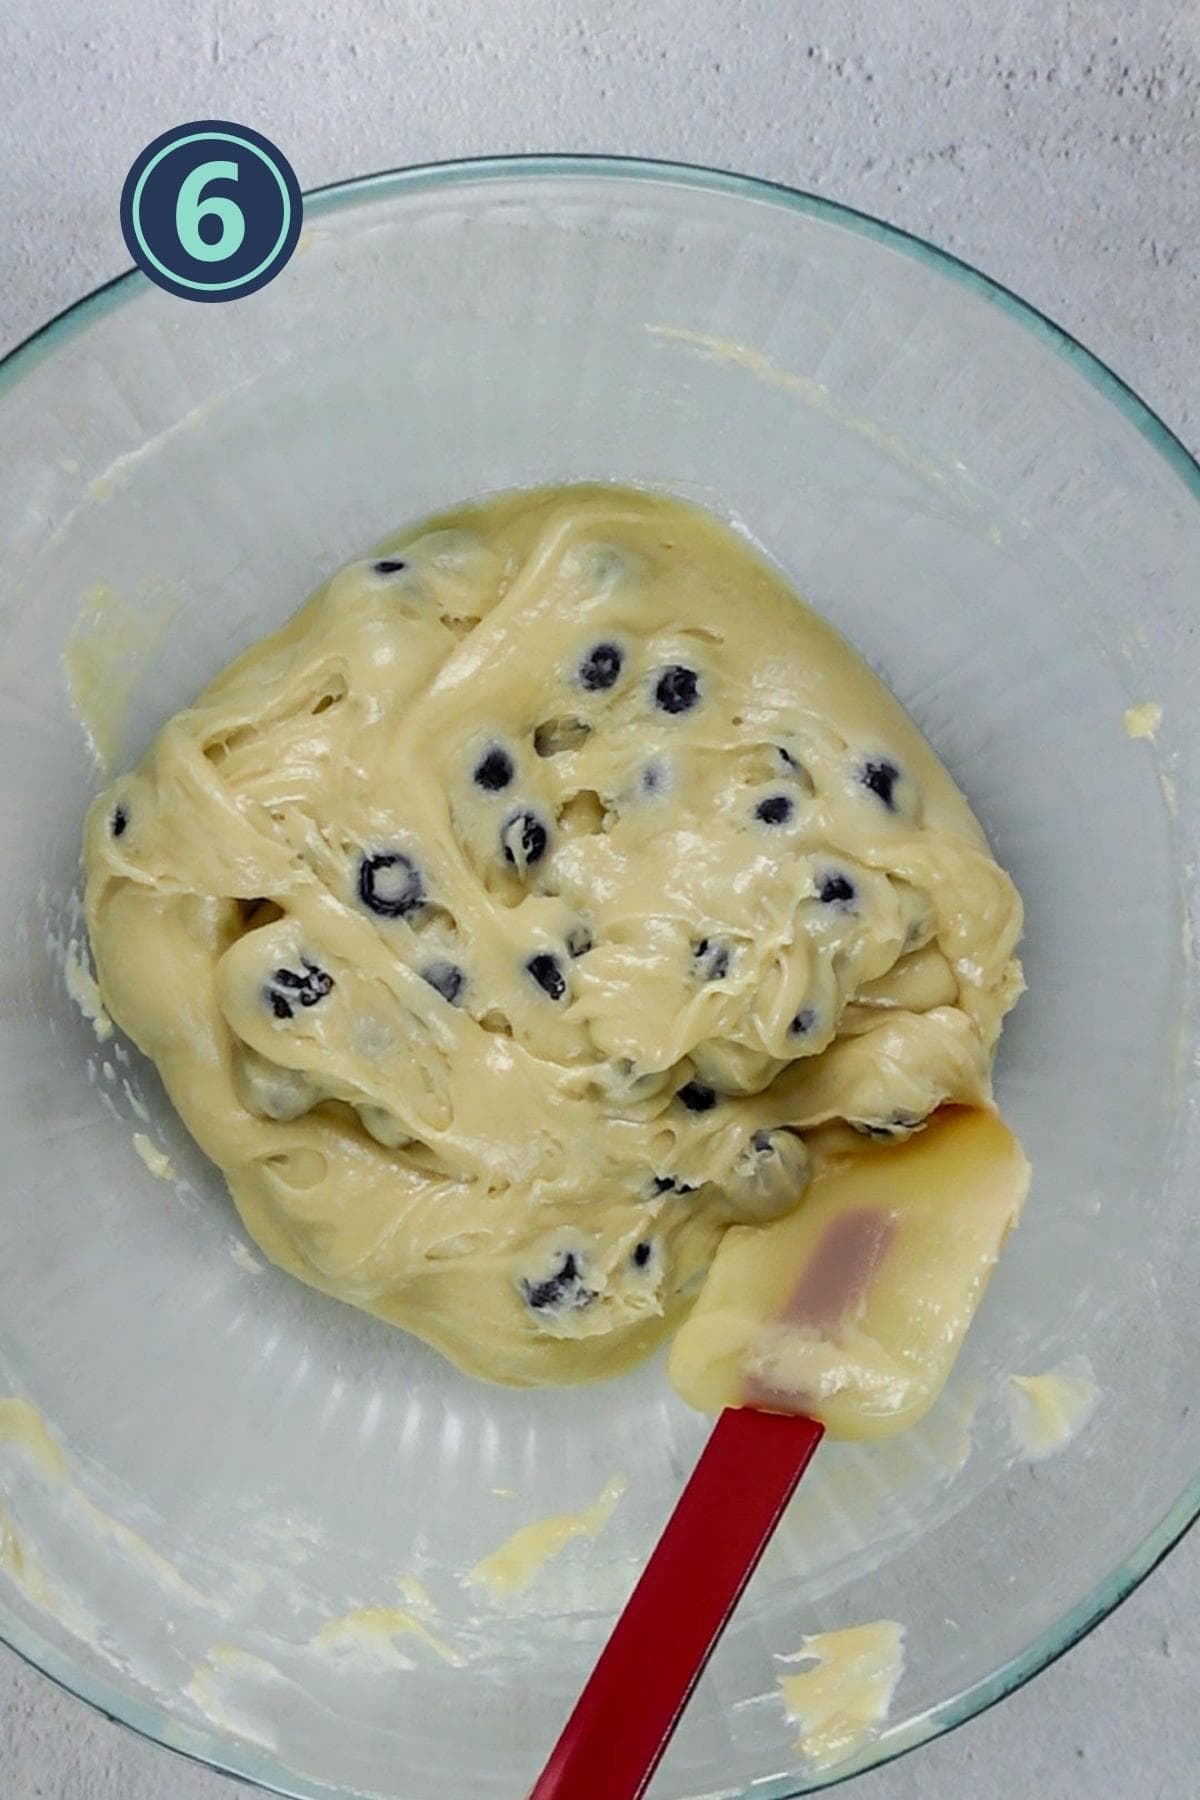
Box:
[530,1407,824,1800]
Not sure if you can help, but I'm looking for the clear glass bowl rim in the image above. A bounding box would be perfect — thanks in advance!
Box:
[2,151,1198,1800]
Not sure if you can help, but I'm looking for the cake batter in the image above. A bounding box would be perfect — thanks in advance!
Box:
[83,485,1023,1400]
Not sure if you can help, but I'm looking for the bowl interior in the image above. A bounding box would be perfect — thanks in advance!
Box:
[0,162,1197,1800]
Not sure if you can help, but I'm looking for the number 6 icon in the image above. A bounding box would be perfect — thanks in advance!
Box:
[120,121,302,303]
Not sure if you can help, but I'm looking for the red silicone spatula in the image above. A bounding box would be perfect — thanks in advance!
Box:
[531,1110,1029,1799]
[529,1406,824,1800]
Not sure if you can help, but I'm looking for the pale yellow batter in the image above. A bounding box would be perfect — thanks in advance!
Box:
[776,1620,905,1771]
[83,485,1023,1400]
[468,1474,626,1599]
[1008,1357,1100,1460]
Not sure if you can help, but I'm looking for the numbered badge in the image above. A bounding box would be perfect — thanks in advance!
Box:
[120,121,302,302]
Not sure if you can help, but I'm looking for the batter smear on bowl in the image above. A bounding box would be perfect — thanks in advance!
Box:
[83,485,1025,1411]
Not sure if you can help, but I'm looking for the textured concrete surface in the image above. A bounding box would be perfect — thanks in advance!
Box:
[2,1,1199,1795]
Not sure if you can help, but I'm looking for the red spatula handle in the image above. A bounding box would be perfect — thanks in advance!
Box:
[530,1406,824,1800]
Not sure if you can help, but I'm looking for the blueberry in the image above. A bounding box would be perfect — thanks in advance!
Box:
[693,938,730,981]
[853,1111,922,1141]
[632,1240,653,1269]
[578,643,623,691]
[422,960,464,1005]
[641,761,665,794]
[474,746,514,792]
[727,1128,812,1221]
[818,872,856,907]
[678,1080,717,1113]
[266,959,334,1020]
[566,925,593,959]
[520,1251,595,1312]
[503,810,549,871]
[372,557,409,575]
[111,804,128,838]
[358,852,424,918]
[654,665,701,714]
[861,759,900,809]
[271,962,334,1004]
[790,1006,817,1037]
[527,952,567,1000]
[755,794,793,826]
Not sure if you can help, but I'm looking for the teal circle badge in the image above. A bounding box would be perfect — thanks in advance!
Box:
[120,121,302,302]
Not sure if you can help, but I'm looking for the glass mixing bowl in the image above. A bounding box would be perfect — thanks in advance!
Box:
[0,156,1197,1800]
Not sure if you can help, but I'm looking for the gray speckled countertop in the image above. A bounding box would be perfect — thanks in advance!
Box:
[2,2,1198,1794]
